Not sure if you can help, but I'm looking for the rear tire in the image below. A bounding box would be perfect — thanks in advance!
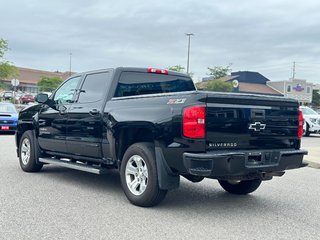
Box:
[120,142,167,207]
[218,179,262,195]
[19,130,43,172]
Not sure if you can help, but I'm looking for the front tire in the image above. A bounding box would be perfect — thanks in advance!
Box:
[120,143,167,207]
[19,130,43,172]
[218,179,262,195]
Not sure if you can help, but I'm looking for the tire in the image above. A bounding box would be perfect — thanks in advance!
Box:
[19,130,43,172]
[305,124,311,136]
[218,179,262,195]
[120,142,167,207]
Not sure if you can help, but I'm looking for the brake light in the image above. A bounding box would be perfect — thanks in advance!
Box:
[298,110,304,138]
[183,106,206,139]
[148,68,168,74]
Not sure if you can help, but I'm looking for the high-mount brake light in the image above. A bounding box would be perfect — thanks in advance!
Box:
[147,68,169,74]
[183,106,206,139]
[298,110,304,138]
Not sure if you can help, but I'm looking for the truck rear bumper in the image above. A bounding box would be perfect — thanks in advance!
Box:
[183,149,308,179]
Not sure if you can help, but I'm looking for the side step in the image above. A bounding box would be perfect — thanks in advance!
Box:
[39,158,107,174]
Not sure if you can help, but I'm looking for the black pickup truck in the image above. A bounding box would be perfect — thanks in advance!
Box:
[16,67,307,207]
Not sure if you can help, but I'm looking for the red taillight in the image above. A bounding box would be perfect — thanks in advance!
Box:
[148,68,168,74]
[298,110,304,138]
[183,106,206,139]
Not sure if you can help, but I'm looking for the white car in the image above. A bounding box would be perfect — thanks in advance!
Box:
[300,106,320,136]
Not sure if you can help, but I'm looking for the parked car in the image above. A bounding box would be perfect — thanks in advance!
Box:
[3,91,13,101]
[299,106,320,136]
[14,91,23,102]
[0,102,18,133]
[16,67,307,207]
[19,94,35,104]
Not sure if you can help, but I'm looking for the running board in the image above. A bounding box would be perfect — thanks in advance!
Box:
[39,158,107,174]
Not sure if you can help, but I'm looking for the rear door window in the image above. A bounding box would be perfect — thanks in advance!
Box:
[77,71,112,104]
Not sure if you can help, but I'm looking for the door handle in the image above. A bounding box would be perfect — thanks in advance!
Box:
[39,119,46,126]
[89,109,100,116]
[59,109,67,115]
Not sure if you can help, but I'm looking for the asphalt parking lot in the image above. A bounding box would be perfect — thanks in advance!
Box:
[301,134,320,168]
[0,134,319,240]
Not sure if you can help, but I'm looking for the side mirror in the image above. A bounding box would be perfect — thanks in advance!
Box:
[36,93,49,103]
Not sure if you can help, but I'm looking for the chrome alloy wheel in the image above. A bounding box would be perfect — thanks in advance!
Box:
[125,155,148,196]
[21,138,31,165]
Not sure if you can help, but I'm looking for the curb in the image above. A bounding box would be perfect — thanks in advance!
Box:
[304,160,320,169]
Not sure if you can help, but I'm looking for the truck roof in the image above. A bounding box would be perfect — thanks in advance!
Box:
[74,67,190,78]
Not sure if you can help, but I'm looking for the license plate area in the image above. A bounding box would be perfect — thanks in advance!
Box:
[247,152,263,165]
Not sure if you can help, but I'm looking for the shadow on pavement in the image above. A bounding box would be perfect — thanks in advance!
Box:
[37,164,280,214]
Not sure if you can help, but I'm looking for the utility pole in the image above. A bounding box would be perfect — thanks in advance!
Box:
[69,52,72,76]
[292,61,296,80]
[185,33,194,74]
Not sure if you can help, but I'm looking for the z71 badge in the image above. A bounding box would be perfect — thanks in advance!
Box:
[167,98,186,105]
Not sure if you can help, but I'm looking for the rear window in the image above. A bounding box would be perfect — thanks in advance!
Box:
[114,72,195,97]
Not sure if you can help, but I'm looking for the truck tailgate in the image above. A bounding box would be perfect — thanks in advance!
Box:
[205,93,300,151]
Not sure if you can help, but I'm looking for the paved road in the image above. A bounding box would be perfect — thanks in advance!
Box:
[0,134,319,240]
[301,134,320,168]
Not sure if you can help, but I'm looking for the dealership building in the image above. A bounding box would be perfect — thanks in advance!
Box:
[267,79,315,105]
[0,67,71,93]
[201,71,318,105]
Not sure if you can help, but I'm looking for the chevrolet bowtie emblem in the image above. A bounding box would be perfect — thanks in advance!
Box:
[249,122,266,131]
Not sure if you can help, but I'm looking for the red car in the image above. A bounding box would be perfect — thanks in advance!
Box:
[19,94,35,104]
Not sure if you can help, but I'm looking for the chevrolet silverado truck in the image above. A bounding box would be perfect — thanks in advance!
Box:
[16,67,307,207]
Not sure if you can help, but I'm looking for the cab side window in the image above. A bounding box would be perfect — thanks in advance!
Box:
[77,72,111,104]
[53,76,81,104]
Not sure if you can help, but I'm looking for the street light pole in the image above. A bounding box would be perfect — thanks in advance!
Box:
[186,33,194,74]
[69,52,72,76]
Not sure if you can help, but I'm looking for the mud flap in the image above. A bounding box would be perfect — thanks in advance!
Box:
[155,147,180,190]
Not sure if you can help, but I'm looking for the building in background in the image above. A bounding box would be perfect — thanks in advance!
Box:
[267,79,314,105]
[202,71,283,96]
[0,67,71,93]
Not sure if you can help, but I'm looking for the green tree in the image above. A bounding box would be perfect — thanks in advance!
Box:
[0,81,5,90]
[196,80,233,92]
[0,39,9,59]
[168,65,194,78]
[207,65,232,80]
[168,65,185,73]
[0,38,18,80]
[0,62,19,80]
[312,90,320,106]
[37,76,63,92]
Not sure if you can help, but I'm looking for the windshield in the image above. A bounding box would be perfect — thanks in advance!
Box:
[0,104,17,113]
[301,107,318,115]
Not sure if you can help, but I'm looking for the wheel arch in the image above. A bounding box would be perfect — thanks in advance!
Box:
[114,125,155,163]
[113,125,180,191]
[16,121,35,152]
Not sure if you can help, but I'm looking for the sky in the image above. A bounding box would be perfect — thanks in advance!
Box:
[1,0,320,83]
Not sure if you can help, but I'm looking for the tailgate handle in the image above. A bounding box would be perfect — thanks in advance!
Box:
[251,109,265,119]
